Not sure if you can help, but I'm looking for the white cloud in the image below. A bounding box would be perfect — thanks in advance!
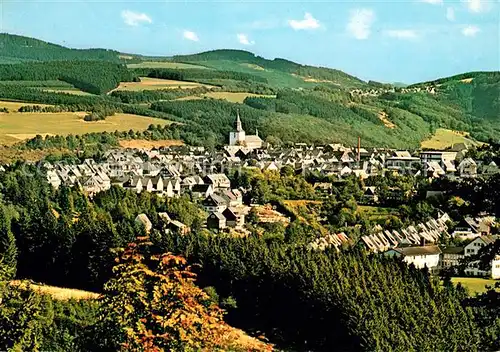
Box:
[347,9,375,40]
[121,10,152,26]
[237,33,255,46]
[462,25,480,36]
[183,30,199,42]
[420,0,443,4]
[446,7,456,21]
[465,0,482,12]
[288,13,321,31]
[384,29,419,40]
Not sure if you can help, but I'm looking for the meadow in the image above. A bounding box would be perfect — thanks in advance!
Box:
[112,77,213,92]
[450,277,498,295]
[127,61,210,70]
[0,111,169,145]
[0,99,51,110]
[177,91,275,103]
[421,128,480,150]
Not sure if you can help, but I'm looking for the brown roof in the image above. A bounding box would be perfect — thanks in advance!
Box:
[394,245,441,256]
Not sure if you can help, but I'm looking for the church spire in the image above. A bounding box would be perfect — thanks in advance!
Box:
[236,110,243,132]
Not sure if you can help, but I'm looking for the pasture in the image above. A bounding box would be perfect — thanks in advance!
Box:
[0,100,51,111]
[0,111,169,145]
[177,92,275,103]
[127,61,210,69]
[451,277,498,295]
[10,280,100,300]
[112,77,213,92]
[421,128,480,150]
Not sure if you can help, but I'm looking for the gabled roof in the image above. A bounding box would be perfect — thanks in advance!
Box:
[392,245,441,256]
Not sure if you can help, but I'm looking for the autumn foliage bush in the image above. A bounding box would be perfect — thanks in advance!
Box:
[91,238,238,351]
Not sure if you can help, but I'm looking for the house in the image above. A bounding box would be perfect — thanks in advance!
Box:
[204,174,231,190]
[158,212,190,235]
[135,213,153,234]
[384,245,442,270]
[313,182,333,196]
[124,176,143,193]
[191,184,214,199]
[222,207,246,228]
[440,246,464,270]
[202,194,228,213]
[150,176,164,193]
[46,170,61,189]
[361,186,378,204]
[221,189,243,207]
[457,158,477,177]
[207,212,226,231]
[464,235,498,257]
[492,256,500,279]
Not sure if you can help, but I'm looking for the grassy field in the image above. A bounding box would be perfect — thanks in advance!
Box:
[112,77,213,92]
[177,91,275,103]
[10,280,100,300]
[42,88,92,96]
[0,100,51,111]
[421,128,480,150]
[127,61,210,69]
[451,277,498,295]
[358,205,399,220]
[0,111,169,145]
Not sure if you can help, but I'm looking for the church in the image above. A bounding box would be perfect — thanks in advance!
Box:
[228,111,263,150]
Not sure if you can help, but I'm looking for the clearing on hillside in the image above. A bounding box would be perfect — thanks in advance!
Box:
[0,111,169,145]
[450,277,498,295]
[127,61,210,69]
[0,100,51,111]
[421,128,480,150]
[10,280,100,300]
[112,77,214,92]
[42,88,92,96]
[177,92,275,104]
[119,139,184,149]
[378,111,396,129]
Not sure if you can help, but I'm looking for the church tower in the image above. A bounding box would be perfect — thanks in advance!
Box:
[229,110,246,146]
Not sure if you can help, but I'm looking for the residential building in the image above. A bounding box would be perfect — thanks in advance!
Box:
[384,245,442,270]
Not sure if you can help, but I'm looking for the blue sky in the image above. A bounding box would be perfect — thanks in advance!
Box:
[1,0,498,83]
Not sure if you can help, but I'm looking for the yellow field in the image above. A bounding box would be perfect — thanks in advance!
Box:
[0,111,169,145]
[178,92,275,104]
[421,128,480,150]
[10,280,100,300]
[0,100,51,111]
[127,61,209,69]
[42,89,92,96]
[119,139,184,149]
[112,77,213,92]
[451,277,498,295]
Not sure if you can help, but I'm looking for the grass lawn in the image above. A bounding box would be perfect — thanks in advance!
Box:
[127,61,210,69]
[451,277,499,295]
[112,77,214,92]
[0,100,51,111]
[358,205,399,220]
[0,111,170,145]
[421,128,481,150]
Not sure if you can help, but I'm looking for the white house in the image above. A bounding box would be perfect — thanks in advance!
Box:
[384,245,442,270]
[464,235,498,257]
[492,256,500,279]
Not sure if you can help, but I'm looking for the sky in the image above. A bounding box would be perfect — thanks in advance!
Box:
[1,0,498,83]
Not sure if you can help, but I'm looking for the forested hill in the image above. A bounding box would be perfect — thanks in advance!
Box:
[171,49,366,88]
[0,33,121,63]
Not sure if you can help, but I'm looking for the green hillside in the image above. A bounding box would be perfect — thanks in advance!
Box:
[0,33,121,63]
[171,49,366,88]
[0,32,498,148]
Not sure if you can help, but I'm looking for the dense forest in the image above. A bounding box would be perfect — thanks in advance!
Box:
[0,61,135,94]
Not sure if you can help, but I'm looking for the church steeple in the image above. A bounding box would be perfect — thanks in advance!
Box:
[236,110,243,132]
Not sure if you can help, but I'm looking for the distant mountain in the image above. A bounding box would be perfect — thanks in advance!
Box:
[0,33,121,63]
[170,49,366,88]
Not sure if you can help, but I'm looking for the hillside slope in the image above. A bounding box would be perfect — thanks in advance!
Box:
[0,33,121,63]
[171,49,366,88]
